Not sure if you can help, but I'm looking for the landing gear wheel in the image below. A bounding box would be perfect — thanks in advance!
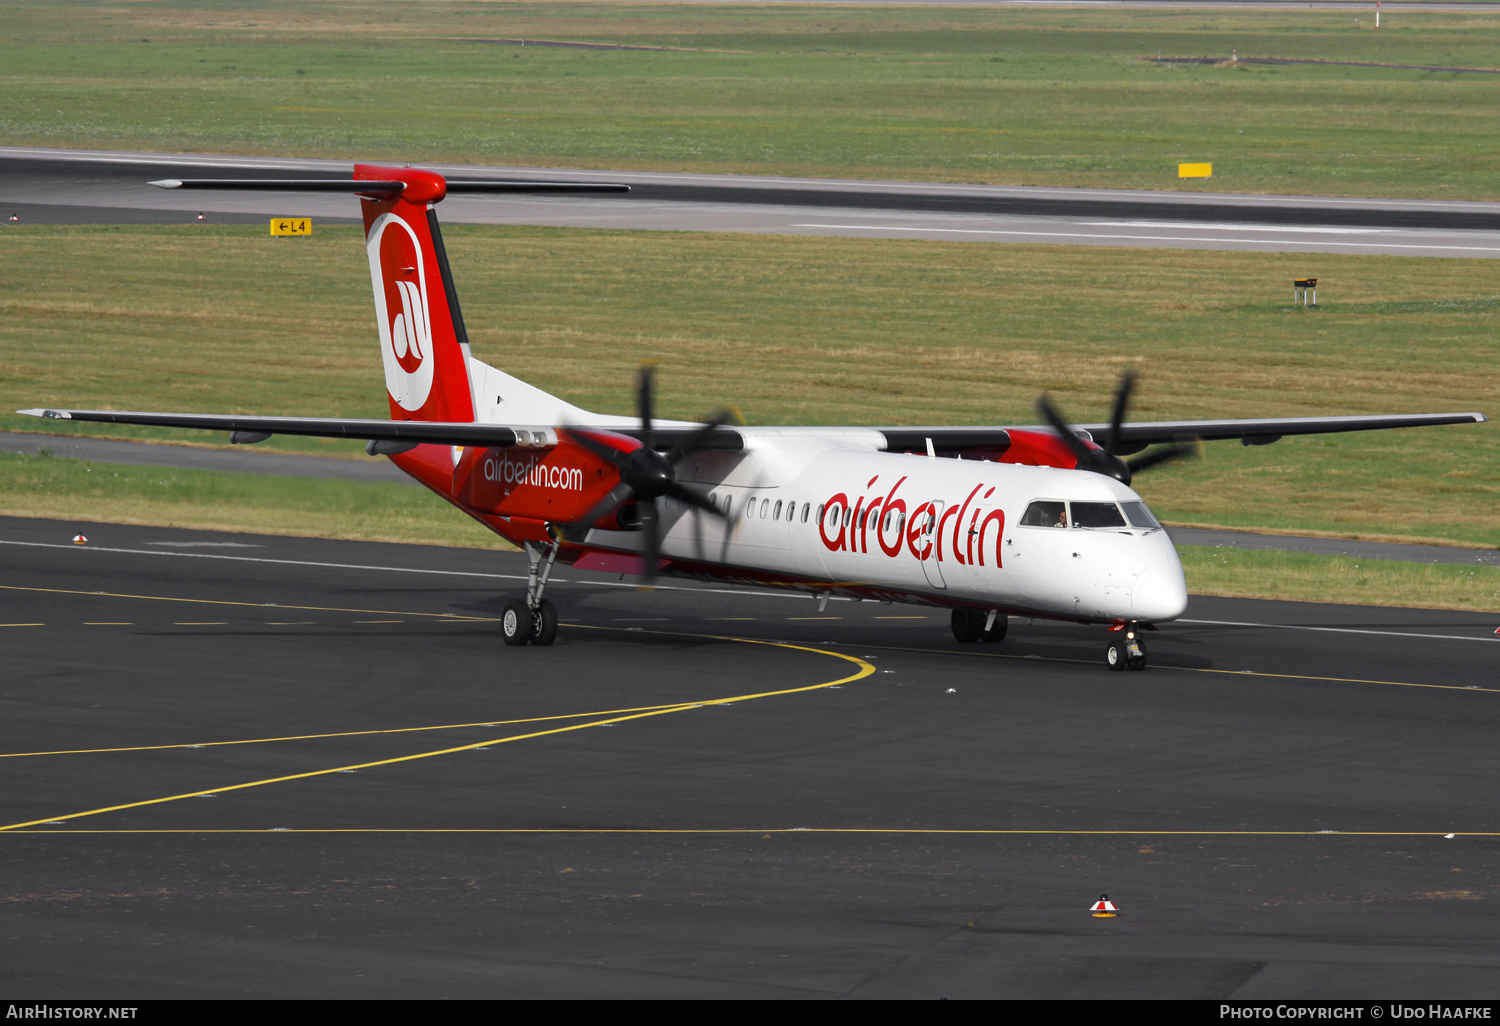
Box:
[1105,640,1127,671]
[981,616,1008,643]
[951,609,983,644]
[502,599,534,647]
[530,599,558,647]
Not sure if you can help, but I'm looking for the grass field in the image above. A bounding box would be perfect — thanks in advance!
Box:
[0,449,508,548]
[4,1,1500,197]
[2,223,1495,556]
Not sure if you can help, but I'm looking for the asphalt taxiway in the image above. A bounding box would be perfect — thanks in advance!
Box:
[2,514,1497,998]
[8,147,1500,257]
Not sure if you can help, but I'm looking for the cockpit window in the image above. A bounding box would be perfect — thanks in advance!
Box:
[1021,500,1067,528]
[1119,500,1161,530]
[1070,501,1127,529]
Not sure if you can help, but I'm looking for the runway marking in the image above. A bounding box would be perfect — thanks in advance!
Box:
[0,539,831,603]
[1082,220,1391,235]
[0,698,758,758]
[1179,617,1500,644]
[0,583,498,621]
[0,637,874,832]
[808,639,1500,693]
[3,579,1491,693]
[7,828,1497,837]
[792,224,1500,253]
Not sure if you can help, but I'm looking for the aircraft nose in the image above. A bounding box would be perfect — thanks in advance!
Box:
[1134,568,1188,622]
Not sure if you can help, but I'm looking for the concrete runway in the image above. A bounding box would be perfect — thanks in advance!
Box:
[7,147,1500,257]
[2,514,1498,998]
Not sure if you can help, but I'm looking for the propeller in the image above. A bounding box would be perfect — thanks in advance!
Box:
[560,366,732,580]
[1036,370,1199,486]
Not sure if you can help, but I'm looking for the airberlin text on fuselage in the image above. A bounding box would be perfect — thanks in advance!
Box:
[484,452,583,491]
[820,474,1005,568]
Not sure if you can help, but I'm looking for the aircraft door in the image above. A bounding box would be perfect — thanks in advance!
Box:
[918,500,947,590]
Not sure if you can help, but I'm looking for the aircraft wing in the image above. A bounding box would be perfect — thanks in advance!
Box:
[14,408,745,450]
[16,407,1483,455]
[873,411,1487,454]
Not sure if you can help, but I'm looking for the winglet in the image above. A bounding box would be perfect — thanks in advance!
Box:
[16,408,70,419]
[148,179,183,189]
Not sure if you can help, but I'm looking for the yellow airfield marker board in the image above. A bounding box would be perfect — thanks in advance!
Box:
[270,217,312,236]
[1178,163,1213,179]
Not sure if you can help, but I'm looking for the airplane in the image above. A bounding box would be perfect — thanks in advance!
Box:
[19,164,1488,670]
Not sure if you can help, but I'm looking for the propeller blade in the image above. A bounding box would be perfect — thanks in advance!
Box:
[690,503,706,564]
[1035,394,1094,463]
[666,481,727,520]
[638,498,661,581]
[559,426,630,469]
[560,481,635,540]
[636,364,656,452]
[1125,439,1201,475]
[719,496,743,564]
[1105,369,1136,455]
[663,409,731,465]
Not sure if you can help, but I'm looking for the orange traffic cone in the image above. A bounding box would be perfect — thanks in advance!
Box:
[71,533,88,545]
[1090,894,1118,918]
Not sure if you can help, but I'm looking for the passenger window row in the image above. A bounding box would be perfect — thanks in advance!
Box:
[740,497,814,523]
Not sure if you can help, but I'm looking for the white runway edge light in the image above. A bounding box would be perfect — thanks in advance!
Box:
[1090,894,1119,918]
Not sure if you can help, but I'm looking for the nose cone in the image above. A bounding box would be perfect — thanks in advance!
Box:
[1135,567,1188,622]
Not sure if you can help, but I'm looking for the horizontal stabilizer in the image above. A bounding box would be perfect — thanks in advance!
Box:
[150,178,628,195]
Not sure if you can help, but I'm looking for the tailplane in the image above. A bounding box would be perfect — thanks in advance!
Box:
[150,165,631,427]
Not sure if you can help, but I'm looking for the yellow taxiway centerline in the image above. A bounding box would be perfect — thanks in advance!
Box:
[0,638,874,833]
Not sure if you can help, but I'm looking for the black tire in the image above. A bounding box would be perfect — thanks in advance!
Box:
[980,615,1008,643]
[1105,640,1127,671]
[502,599,533,646]
[951,609,983,644]
[531,599,558,646]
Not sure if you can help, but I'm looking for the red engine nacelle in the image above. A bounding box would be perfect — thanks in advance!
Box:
[999,428,1100,470]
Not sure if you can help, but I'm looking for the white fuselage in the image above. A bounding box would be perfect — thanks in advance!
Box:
[588,429,1188,624]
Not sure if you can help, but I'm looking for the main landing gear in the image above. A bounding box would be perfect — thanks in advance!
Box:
[1105,623,1148,671]
[951,609,1008,644]
[503,539,561,647]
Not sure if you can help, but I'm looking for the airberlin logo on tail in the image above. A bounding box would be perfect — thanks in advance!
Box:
[367,213,436,412]
[485,452,583,491]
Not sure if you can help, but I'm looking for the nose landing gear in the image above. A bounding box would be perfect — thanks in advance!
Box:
[502,539,561,647]
[1106,622,1147,671]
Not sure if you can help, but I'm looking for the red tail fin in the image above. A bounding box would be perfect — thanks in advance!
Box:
[356,164,475,424]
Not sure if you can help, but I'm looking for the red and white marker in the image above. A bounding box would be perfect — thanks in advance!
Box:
[7,214,17,222]
[71,533,87,545]
[1090,894,1119,917]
